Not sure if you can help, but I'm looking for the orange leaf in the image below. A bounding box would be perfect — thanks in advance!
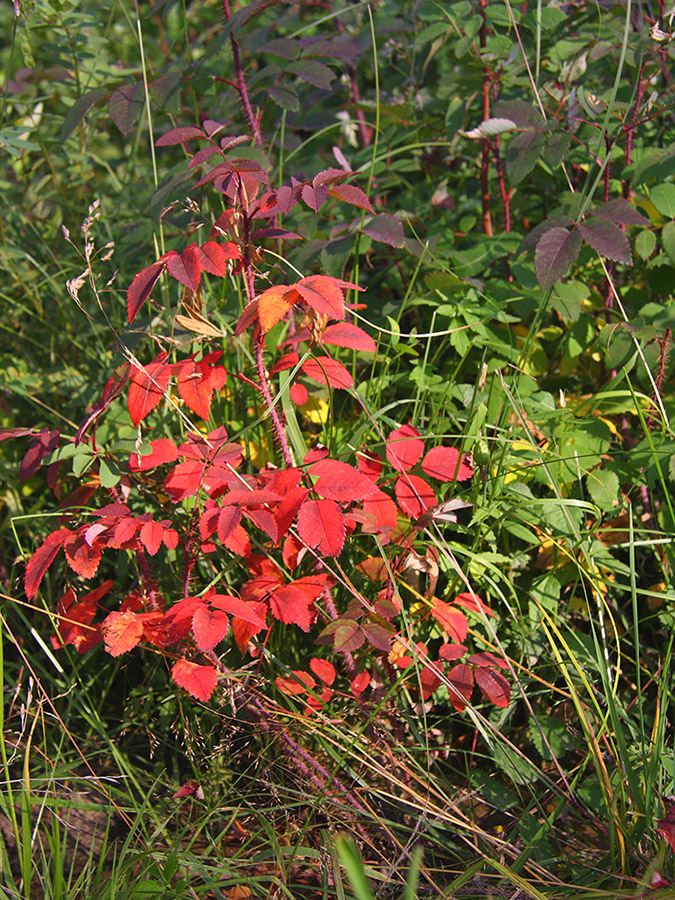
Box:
[101,610,143,656]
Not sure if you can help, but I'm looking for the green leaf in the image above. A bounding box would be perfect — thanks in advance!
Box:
[535,227,582,289]
[505,131,545,185]
[578,217,632,265]
[661,220,675,265]
[650,183,675,219]
[635,229,656,260]
[565,314,595,357]
[529,713,578,760]
[587,468,620,511]
[336,838,374,900]
[99,456,121,487]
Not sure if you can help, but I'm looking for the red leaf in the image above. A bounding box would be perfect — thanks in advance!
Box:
[211,594,266,628]
[328,183,373,213]
[301,356,353,389]
[129,438,178,471]
[360,489,399,539]
[128,353,172,426]
[447,663,474,711]
[196,240,241,276]
[270,352,299,375]
[217,506,243,542]
[164,596,202,641]
[275,485,309,537]
[64,531,102,579]
[439,643,468,661]
[310,658,336,686]
[290,383,308,405]
[269,582,318,631]
[176,357,214,420]
[222,523,251,557]
[357,450,383,480]
[139,520,164,556]
[101,610,143,656]
[351,671,370,695]
[172,781,204,800]
[257,284,295,332]
[466,651,508,669]
[475,667,511,707]
[321,322,376,352]
[420,660,444,700]
[657,802,675,852]
[386,425,424,472]
[297,499,345,556]
[430,599,468,642]
[295,275,345,320]
[421,446,473,482]
[166,246,201,291]
[156,126,207,146]
[395,474,436,519]
[310,459,379,502]
[192,604,229,651]
[171,659,218,702]
[127,261,165,324]
[25,529,71,599]
[454,592,496,617]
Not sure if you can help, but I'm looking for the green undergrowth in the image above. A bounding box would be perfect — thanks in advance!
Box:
[2,0,675,897]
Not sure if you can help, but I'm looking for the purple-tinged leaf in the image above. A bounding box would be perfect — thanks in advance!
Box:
[108,83,144,137]
[592,199,650,227]
[201,119,228,138]
[260,37,300,59]
[220,134,250,150]
[363,214,405,248]
[328,183,373,212]
[518,216,575,255]
[156,126,208,146]
[59,88,110,141]
[535,227,582,289]
[268,84,299,112]
[313,168,349,186]
[579,217,632,265]
[302,183,330,212]
[544,132,571,168]
[493,99,544,127]
[505,131,545,185]
[252,226,302,241]
[188,146,220,169]
[287,59,336,90]
[299,35,360,64]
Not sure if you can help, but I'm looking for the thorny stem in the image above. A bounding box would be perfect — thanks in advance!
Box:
[221,0,262,145]
[646,327,671,432]
[478,0,493,236]
[136,547,160,611]
[205,652,373,836]
[255,335,294,467]
[623,61,646,196]
[493,136,511,232]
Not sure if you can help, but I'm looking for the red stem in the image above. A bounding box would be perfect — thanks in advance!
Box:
[221,0,262,145]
